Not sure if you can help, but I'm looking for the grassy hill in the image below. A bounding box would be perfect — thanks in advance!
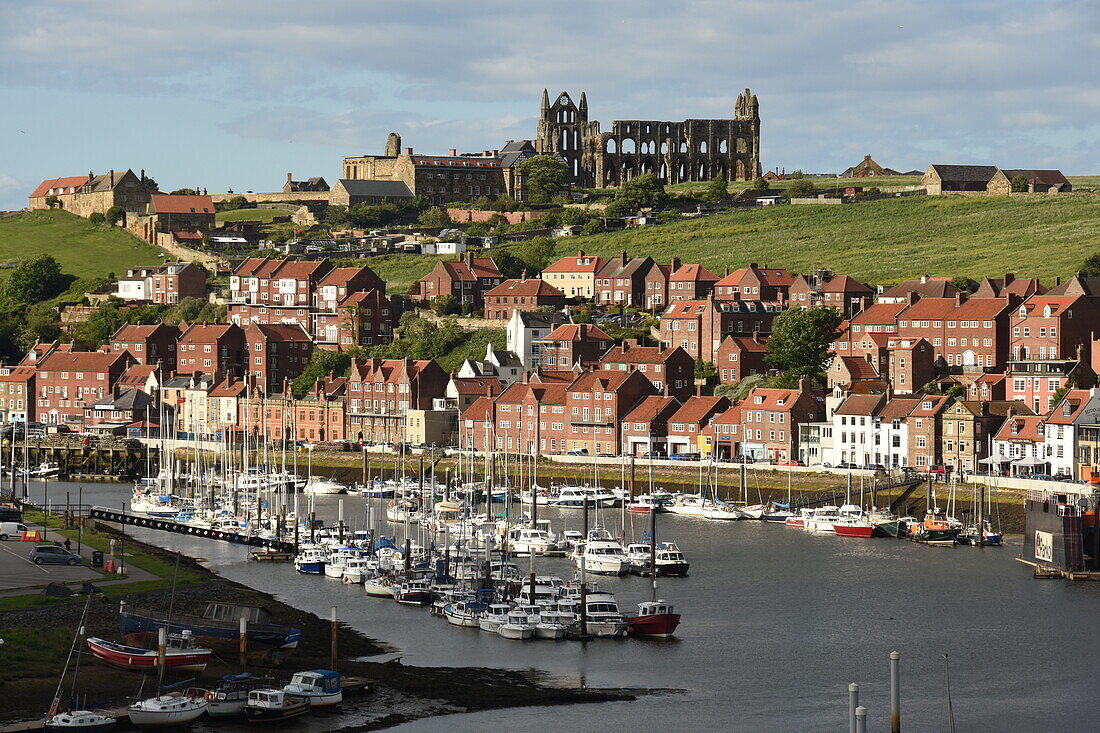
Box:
[0,209,162,281]
[368,193,1100,293]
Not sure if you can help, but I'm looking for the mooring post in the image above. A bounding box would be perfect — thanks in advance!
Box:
[338,498,345,543]
[330,605,338,672]
[239,616,248,670]
[890,651,901,732]
[849,683,859,733]
[855,705,867,733]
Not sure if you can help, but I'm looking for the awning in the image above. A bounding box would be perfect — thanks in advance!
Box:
[1012,456,1048,467]
[978,454,1010,465]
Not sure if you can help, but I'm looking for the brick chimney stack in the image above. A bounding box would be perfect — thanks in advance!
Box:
[1004,273,1015,286]
[287,172,293,183]
[449,149,457,157]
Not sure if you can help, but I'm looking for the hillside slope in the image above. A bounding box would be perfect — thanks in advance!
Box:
[0,210,162,281]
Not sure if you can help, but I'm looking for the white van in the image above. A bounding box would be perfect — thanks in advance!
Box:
[0,522,28,541]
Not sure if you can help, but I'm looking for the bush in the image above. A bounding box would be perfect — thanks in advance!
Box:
[419,207,452,228]
[785,179,817,199]
[430,294,459,316]
[105,206,124,226]
[88,212,106,225]
[752,176,770,191]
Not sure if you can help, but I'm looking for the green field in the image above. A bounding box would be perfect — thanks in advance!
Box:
[215,207,292,224]
[0,209,162,281]
[666,174,924,195]
[369,193,1100,292]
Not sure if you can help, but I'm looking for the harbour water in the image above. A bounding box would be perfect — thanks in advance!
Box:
[27,480,1100,731]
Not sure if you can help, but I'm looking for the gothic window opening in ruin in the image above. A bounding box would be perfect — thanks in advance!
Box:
[606,138,617,154]
[679,141,688,153]
[561,129,570,151]
[621,138,637,154]
[699,140,708,154]
[573,159,580,178]
[677,162,687,181]
[697,162,707,179]
[573,129,579,149]
[659,163,668,181]
[660,141,668,155]
[736,159,746,179]
[719,139,728,154]
[737,138,747,154]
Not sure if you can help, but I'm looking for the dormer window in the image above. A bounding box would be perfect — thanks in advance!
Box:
[922,401,932,409]
[1018,306,1027,317]
[754,396,763,404]
[1043,305,1052,318]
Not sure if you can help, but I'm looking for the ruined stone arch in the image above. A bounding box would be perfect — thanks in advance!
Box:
[659,162,668,182]
[699,140,708,154]
[737,138,747,154]
[735,159,746,179]
[679,141,688,153]
[621,138,637,154]
[697,161,708,179]
[660,140,668,155]
[606,138,617,154]
[677,161,687,182]
[719,139,728,154]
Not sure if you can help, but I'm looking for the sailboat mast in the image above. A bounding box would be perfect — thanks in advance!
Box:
[650,504,658,603]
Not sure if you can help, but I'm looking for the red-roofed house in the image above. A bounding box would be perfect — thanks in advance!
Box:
[538,323,614,368]
[668,264,720,302]
[177,323,246,379]
[314,266,387,311]
[643,259,679,310]
[896,294,1015,372]
[991,413,1048,476]
[554,369,656,455]
[886,338,936,395]
[109,323,180,372]
[667,396,731,455]
[346,358,449,444]
[29,175,90,209]
[594,252,655,306]
[620,395,682,456]
[707,405,742,459]
[827,355,883,391]
[713,263,795,302]
[483,278,565,320]
[596,340,695,398]
[35,350,134,427]
[540,251,606,298]
[0,365,35,423]
[660,298,782,362]
[411,254,503,308]
[313,289,393,350]
[141,195,215,244]
[228,257,335,330]
[244,323,313,394]
[739,379,824,461]
[716,334,769,385]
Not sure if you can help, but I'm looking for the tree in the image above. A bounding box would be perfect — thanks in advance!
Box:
[1081,251,1100,277]
[765,306,844,382]
[292,349,352,397]
[465,222,490,237]
[419,206,452,228]
[88,212,106,225]
[582,219,604,235]
[44,195,60,209]
[1010,175,1029,193]
[430,294,459,316]
[221,195,251,211]
[518,155,570,204]
[788,170,805,179]
[702,175,728,203]
[752,176,770,191]
[611,172,669,213]
[139,174,159,194]
[951,276,979,294]
[511,236,558,273]
[695,360,718,380]
[171,188,198,196]
[785,179,817,199]
[105,206,124,226]
[4,254,65,304]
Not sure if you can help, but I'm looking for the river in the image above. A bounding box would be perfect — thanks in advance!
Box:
[24,479,1100,731]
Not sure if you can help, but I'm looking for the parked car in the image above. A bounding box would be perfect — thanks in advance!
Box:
[28,545,82,566]
[565,448,589,457]
[0,522,29,541]
[729,455,755,464]
[926,464,951,476]
[862,463,887,471]
[640,451,666,459]
[835,462,859,470]
[669,452,701,461]
[778,459,805,467]
[596,452,618,458]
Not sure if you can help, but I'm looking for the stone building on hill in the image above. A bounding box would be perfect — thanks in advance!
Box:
[29,168,150,219]
[841,155,902,178]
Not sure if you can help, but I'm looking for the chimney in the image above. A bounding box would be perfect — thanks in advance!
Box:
[620,250,628,266]
[752,330,760,344]
[140,168,144,180]
[404,147,413,155]
[671,257,682,272]
[287,172,293,183]
[492,150,499,157]
[696,384,703,397]
[920,274,929,284]
[578,250,585,257]
[749,262,758,269]
[955,292,964,306]
[725,267,730,277]
[109,169,115,187]
[1004,273,1015,286]
[449,149,457,157]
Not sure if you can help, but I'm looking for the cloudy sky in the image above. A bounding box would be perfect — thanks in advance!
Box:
[1,1,1097,209]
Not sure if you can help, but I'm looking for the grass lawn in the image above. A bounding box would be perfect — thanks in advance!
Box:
[666,174,924,195]
[215,207,292,224]
[0,210,162,282]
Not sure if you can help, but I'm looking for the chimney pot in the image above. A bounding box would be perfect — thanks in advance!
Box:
[404,147,413,154]
[920,274,929,284]
[287,172,293,182]
[449,149,457,157]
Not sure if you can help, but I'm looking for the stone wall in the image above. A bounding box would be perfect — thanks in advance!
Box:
[445,209,543,224]
[210,191,332,205]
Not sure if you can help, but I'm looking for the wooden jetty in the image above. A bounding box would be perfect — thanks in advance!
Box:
[89,506,296,553]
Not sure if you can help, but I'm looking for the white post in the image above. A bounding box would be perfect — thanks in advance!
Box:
[855,705,867,733]
[849,683,859,733]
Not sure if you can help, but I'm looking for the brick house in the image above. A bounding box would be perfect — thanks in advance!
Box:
[446,376,502,413]
[940,400,1031,474]
[35,350,133,427]
[345,358,449,444]
[483,278,565,320]
[1005,356,1088,416]
[827,355,882,392]
[738,380,824,461]
[713,264,795,302]
[716,334,769,385]
[540,251,606,299]
[620,395,681,456]
[973,273,1046,299]
[707,405,742,459]
[643,259,678,310]
[314,266,387,311]
[1009,294,1100,362]
[596,340,695,398]
[666,395,731,455]
[109,323,180,373]
[906,395,953,470]
[660,298,781,362]
[885,338,936,395]
[667,264,720,302]
[817,274,874,316]
[895,295,1015,372]
[115,364,160,395]
[290,376,347,443]
[177,323,246,379]
[115,263,207,305]
[83,389,156,435]
[142,195,215,243]
[876,277,960,303]
[556,369,655,456]
[0,365,35,423]
[313,290,393,351]
[207,378,247,437]
[594,252,654,306]
[537,323,614,369]
[228,257,335,330]
[243,323,313,394]
[411,254,503,308]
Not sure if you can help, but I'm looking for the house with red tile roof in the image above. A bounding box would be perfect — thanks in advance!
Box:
[827,355,883,392]
[115,364,160,395]
[877,276,960,303]
[314,266,387,311]
[739,379,824,461]
[314,289,393,351]
[643,258,679,310]
[29,169,149,218]
[345,358,449,444]
[109,323,180,373]
[596,340,695,398]
[666,395,731,455]
[716,334,769,385]
[35,350,134,428]
[594,252,655,307]
[540,251,607,299]
[243,323,313,394]
[973,273,1046,299]
[177,323,246,379]
[0,365,35,423]
[667,264,720,302]
[906,395,953,470]
[228,257,335,331]
[620,395,682,456]
[707,404,742,459]
[896,294,1015,372]
[537,323,613,369]
[886,338,936,395]
[659,298,782,362]
[411,254,503,308]
[1043,388,1100,478]
[713,263,795,302]
[140,195,215,243]
[29,175,90,209]
[483,278,565,320]
[991,413,1049,476]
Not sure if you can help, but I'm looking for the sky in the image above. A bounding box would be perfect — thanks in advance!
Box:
[1,1,1098,210]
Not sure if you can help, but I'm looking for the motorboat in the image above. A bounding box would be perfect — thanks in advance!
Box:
[962,519,1003,546]
[243,688,311,723]
[547,486,620,508]
[126,689,209,727]
[478,604,512,634]
[498,609,536,640]
[282,670,342,707]
[293,547,326,574]
[627,542,690,576]
[303,477,346,494]
[507,526,557,556]
[387,499,423,523]
[831,504,874,538]
[570,593,628,638]
[666,494,743,520]
[626,491,675,513]
[43,710,116,733]
[207,673,274,717]
[533,609,568,639]
[340,557,375,584]
[443,599,486,627]
[87,632,211,672]
[393,580,434,606]
[515,584,561,609]
[118,601,300,666]
[908,507,961,545]
[26,461,61,478]
[573,540,629,576]
[364,574,397,598]
[627,600,681,638]
[784,508,814,527]
[802,506,841,533]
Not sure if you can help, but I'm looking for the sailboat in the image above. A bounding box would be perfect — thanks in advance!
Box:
[44,596,118,733]
[626,505,681,638]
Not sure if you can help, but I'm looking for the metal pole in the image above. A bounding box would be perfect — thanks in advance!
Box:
[156,626,167,692]
[239,617,248,670]
[890,651,901,733]
[849,683,859,733]
[855,706,867,733]
[77,486,82,555]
